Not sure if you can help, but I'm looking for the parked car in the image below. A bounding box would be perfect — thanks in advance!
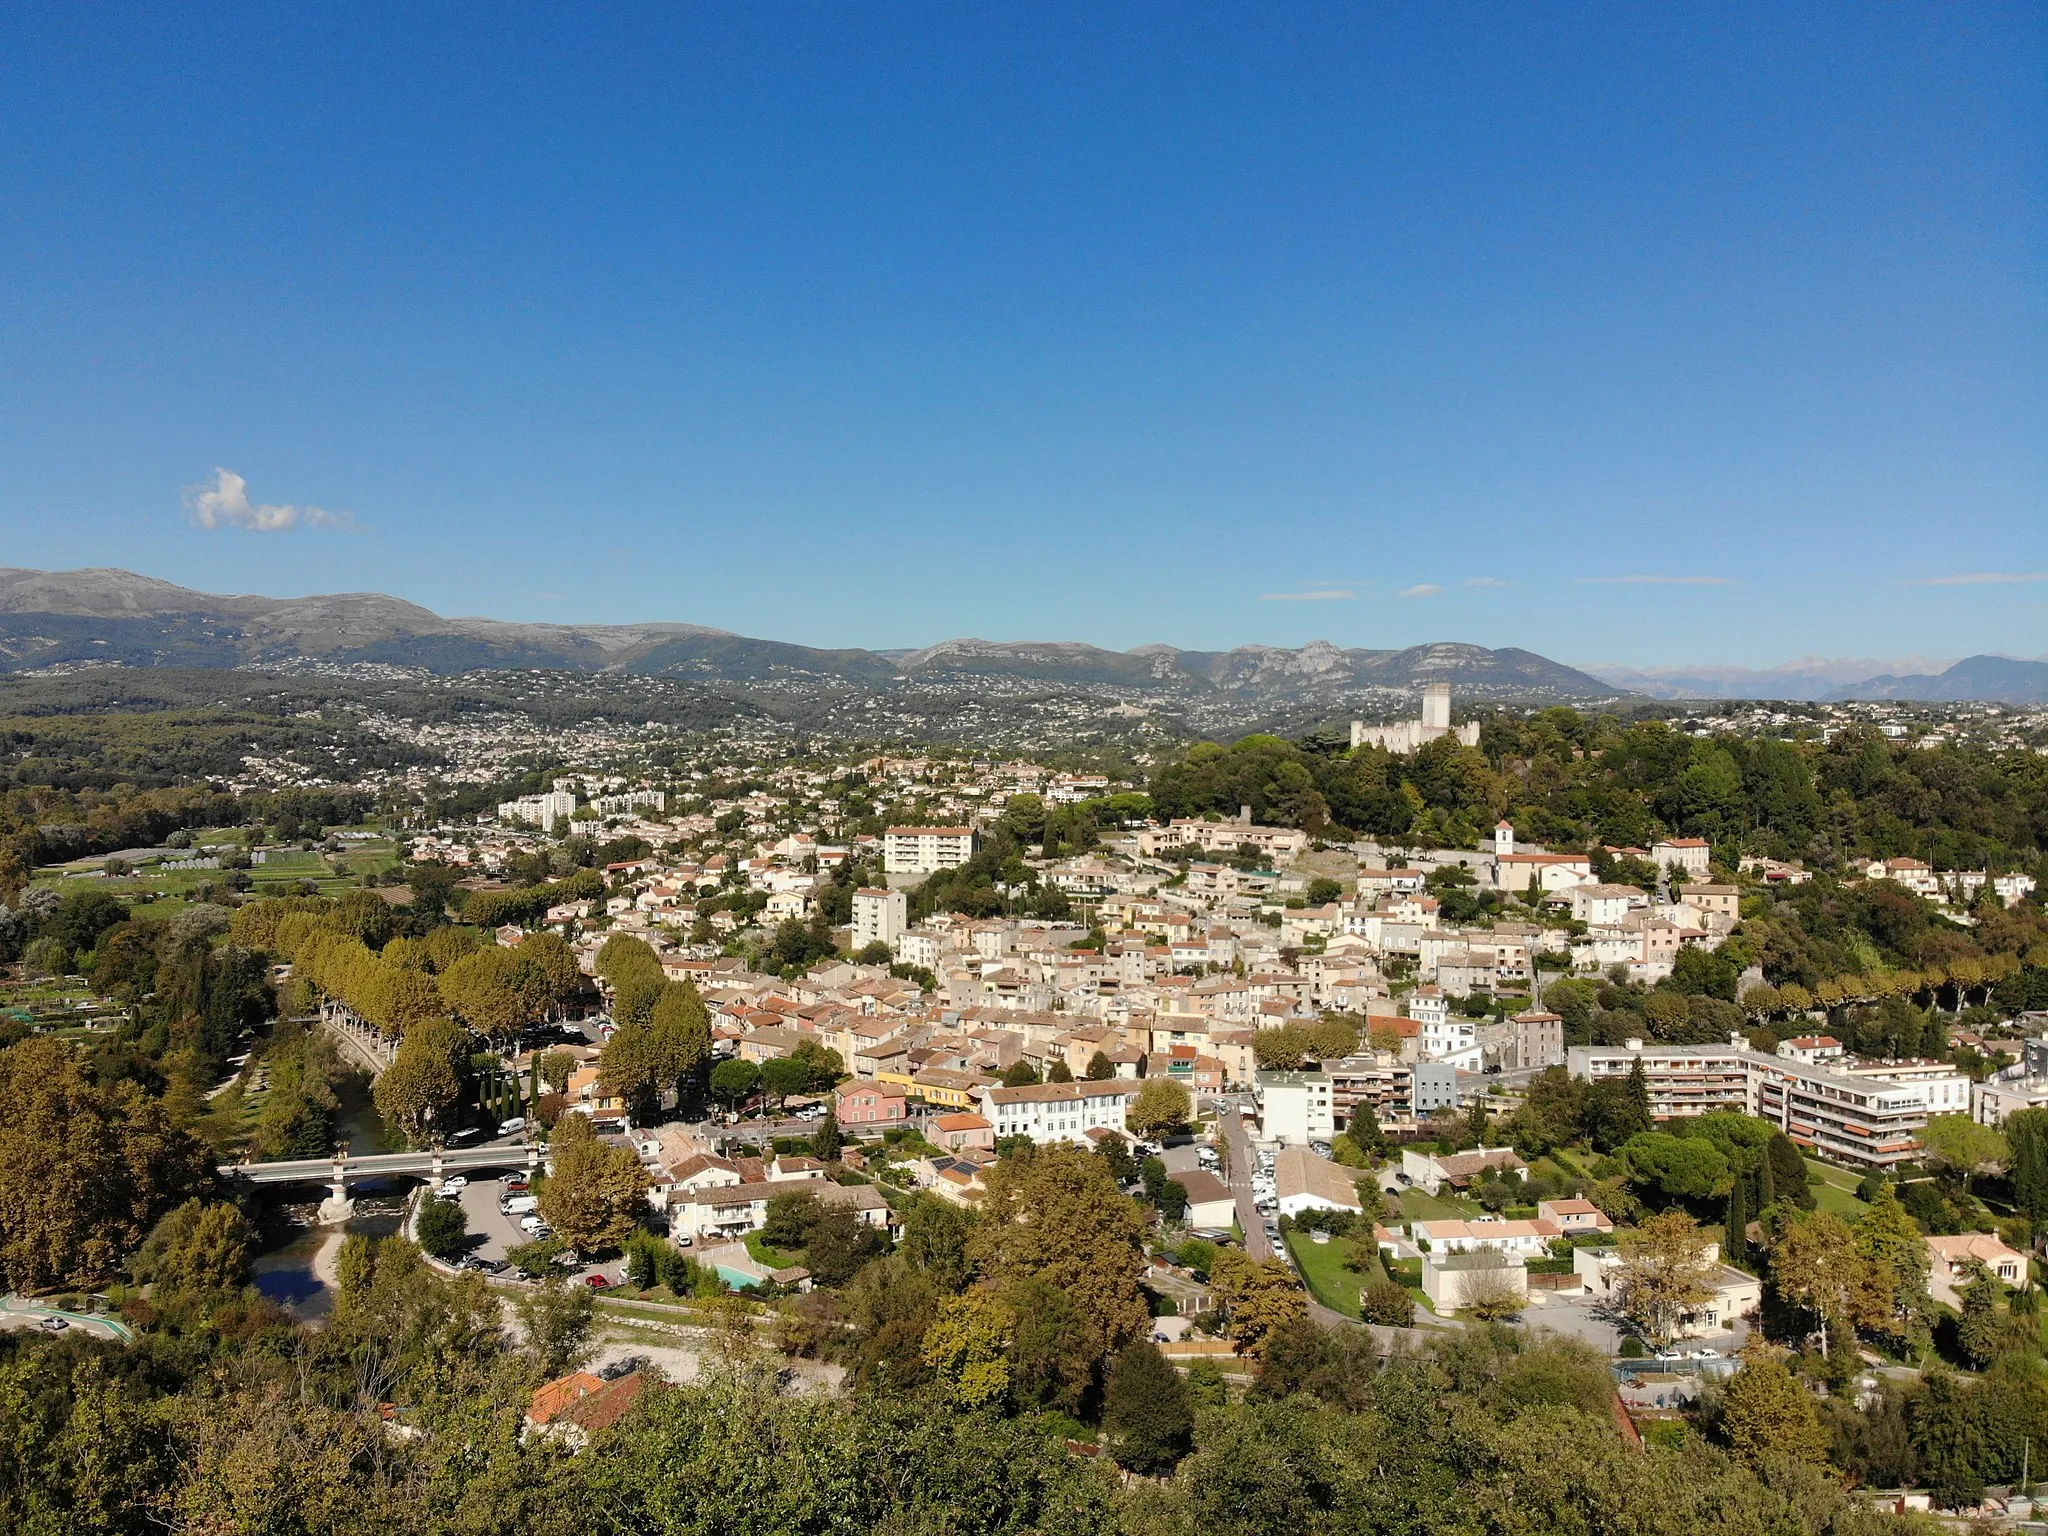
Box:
[476,1257,508,1275]
[674,1233,693,1248]
[39,1316,67,1332]
[519,1214,546,1232]
[499,1176,529,1191]
[435,1186,464,1202]
[584,1274,611,1289]
[442,1175,468,1191]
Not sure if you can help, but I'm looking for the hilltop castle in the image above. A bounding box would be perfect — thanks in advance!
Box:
[1350,683,1480,754]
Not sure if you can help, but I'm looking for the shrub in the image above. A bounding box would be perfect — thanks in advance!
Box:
[1361,1281,1416,1327]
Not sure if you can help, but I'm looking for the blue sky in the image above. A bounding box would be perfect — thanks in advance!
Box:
[1,4,2042,667]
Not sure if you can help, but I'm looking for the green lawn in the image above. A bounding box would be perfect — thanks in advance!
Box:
[1803,1157,1871,1219]
[743,1233,805,1269]
[1284,1229,1370,1319]
[1399,1187,1473,1222]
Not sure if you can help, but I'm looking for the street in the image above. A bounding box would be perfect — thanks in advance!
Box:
[1216,1104,1273,1261]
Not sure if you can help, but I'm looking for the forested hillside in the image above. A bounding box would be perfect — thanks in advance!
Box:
[1149,711,2048,873]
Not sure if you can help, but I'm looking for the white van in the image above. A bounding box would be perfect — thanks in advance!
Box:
[502,1194,538,1216]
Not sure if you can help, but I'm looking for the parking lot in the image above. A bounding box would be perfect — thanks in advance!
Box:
[440,1174,623,1289]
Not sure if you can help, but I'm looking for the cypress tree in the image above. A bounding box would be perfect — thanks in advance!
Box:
[1757,1150,1775,1212]
[1724,1174,1750,1268]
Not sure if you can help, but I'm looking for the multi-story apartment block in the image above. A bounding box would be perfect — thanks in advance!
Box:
[1566,1037,1971,1169]
[497,790,577,831]
[884,826,978,875]
[850,887,907,951]
[1257,1068,1336,1145]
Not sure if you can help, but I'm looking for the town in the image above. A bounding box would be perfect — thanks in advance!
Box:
[5,678,2047,1529]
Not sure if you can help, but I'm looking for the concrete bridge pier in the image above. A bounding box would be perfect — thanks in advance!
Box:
[428,1149,446,1193]
[317,1154,356,1226]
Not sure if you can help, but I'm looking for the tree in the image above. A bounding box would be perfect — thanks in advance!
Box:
[1361,1280,1415,1327]
[999,1061,1040,1088]
[2006,1108,2048,1226]
[1128,1078,1193,1141]
[1209,1248,1308,1359]
[921,1289,1013,1409]
[1913,1368,1986,1511]
[435,945,535,1040]
[759,1056,812,1108]
[1459,1252,1528,1321]
[1103,1340,1194,1473]
[1769,1210,1878,1354]
[648,980,712,1086]
[512,1277,596,1378]
[1920,1114,2008,1182]
[811,1105,843,1162]
[414,1195,469,1260]
[373,1018,465,1144]
[537,1115,648,1253]
[1045,1059,1075,1084]
[1720,1341,1829,1469]
[1085,1050,1115,1081]
[0,1038,213,1291]
[130,1198,252,1300]
[1763,1132,1811,1210]
[709,1058,760,1112]
[1854,1185,1931,1347]
[537,1049,578,1095]
[1621,1132,1732,1203]
[1723,1172,1750,1269]
[968,1144,1150,1369]
[1612,1210,1715,1348]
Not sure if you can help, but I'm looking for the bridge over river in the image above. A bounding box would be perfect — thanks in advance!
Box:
[223,1140,541,1224]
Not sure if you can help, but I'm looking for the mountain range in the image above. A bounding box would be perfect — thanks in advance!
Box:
[1,568,2040,708]
[1581,653,2048,706]
[0,568,1614,701]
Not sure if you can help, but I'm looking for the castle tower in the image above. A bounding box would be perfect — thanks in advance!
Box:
[1420,682,1451,732]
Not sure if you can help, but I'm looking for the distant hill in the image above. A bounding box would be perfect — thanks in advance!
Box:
[0,568,1619,704]
[1578,656,1963,701]
[1823,655,2048,706]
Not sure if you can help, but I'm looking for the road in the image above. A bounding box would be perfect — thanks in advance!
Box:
[1216,1105,1273,1261]
[0,1294,134,1343]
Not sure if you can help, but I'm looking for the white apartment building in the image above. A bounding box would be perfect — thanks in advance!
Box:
[1566,1038,1971,1170]
[884,826,978,875]
[851,887,908,951]
[497,790,578,832]
[1257,1069,1336,1145]
[977,1081,1138,1145]
[591,789,667,816]
[1651,838,1712,880]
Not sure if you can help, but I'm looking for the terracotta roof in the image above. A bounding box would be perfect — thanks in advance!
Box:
[556,1372,649,1435]
[527,1371,605,1426]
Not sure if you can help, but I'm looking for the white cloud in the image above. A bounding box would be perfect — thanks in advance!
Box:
[1464,576,1508,588]
[185,468,353,531]
[1397,583,1443,599]
[1909,571,2048,587]
[1573,574,1730,586]
[1261,589,1355,602]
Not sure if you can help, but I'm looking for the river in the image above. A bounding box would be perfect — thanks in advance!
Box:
[249,1068,414,1320]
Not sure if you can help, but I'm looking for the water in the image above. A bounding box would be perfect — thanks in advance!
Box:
[248,1068,410,1320]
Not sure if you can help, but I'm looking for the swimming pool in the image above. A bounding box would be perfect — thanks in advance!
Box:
[715,1265,761,1290]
